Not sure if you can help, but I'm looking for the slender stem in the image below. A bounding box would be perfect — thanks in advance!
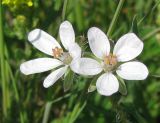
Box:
[68,79,92,123]
[62,0,68,21]
[42,1,69,122]
[107,0,125,37]
[0,1,7,118]
[7,62,20,101]
[42,102,52,123]
[42,93,71,123]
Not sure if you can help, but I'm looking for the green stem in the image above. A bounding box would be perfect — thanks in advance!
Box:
[62,0,68,21]
[68,79,91,123]
[42,1,69,122]
[107,0,125,37]
[42,93,71,123]
[7,62,20,101]
[0,1,8,118]
[42,102,52,123]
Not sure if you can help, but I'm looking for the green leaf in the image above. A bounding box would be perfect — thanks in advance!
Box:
[118,77,127,95]
[63,68,74,92]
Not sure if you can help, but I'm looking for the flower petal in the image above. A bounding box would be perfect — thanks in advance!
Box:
[20,58,63,75]
[70,58,102,75]
[68,43,81,60]
[96,73,119,96]
[87,27,110,59]
[59,21,75,50]
[28,29,61,56]
[43,66,68,88]
[113,33,143,62]
[116,61,149,80]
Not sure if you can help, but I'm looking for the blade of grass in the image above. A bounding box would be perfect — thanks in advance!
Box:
[42,93,71,123]
[142,27,160,40]
[42,102,52,123]
[62,0,68,21]
[66,79,91,123]
[138,0,160,25]
[0,1,9,118]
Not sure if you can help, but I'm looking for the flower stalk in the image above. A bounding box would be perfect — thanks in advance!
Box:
[42,1,69,123]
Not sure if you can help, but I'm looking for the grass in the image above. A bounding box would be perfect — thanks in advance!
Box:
[1,0,160,123]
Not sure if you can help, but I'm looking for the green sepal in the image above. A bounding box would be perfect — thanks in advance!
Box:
[88,75,99,93]
[117,76,127,95]
[63,68,74,92]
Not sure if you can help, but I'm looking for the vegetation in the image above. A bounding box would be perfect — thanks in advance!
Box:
[0,0,160,123]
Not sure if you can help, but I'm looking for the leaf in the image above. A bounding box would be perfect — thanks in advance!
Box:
[118,77,127,95]
[63,69,74,92]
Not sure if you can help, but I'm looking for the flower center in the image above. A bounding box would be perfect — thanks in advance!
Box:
[103,53,118,72]
[52,47,72,65]
[52,47,63,58]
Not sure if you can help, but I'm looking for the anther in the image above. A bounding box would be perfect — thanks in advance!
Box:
[52,47,63,58]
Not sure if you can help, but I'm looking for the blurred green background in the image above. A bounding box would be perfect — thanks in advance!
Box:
[0,0,160,123]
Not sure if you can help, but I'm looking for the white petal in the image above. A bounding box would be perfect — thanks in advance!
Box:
[113,33,143,62]
[28,29,61,56]
[43,66,68,88]
[87,27,110,59]
[70,58,102,75]
[116,61,149,80]
[68,43,81,60]
[59,21,75,50]
[96,73,119,96]
[20,58,63,75]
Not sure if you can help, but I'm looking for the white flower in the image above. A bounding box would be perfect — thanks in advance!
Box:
[71,27,149,96]
[20,21,81,88]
